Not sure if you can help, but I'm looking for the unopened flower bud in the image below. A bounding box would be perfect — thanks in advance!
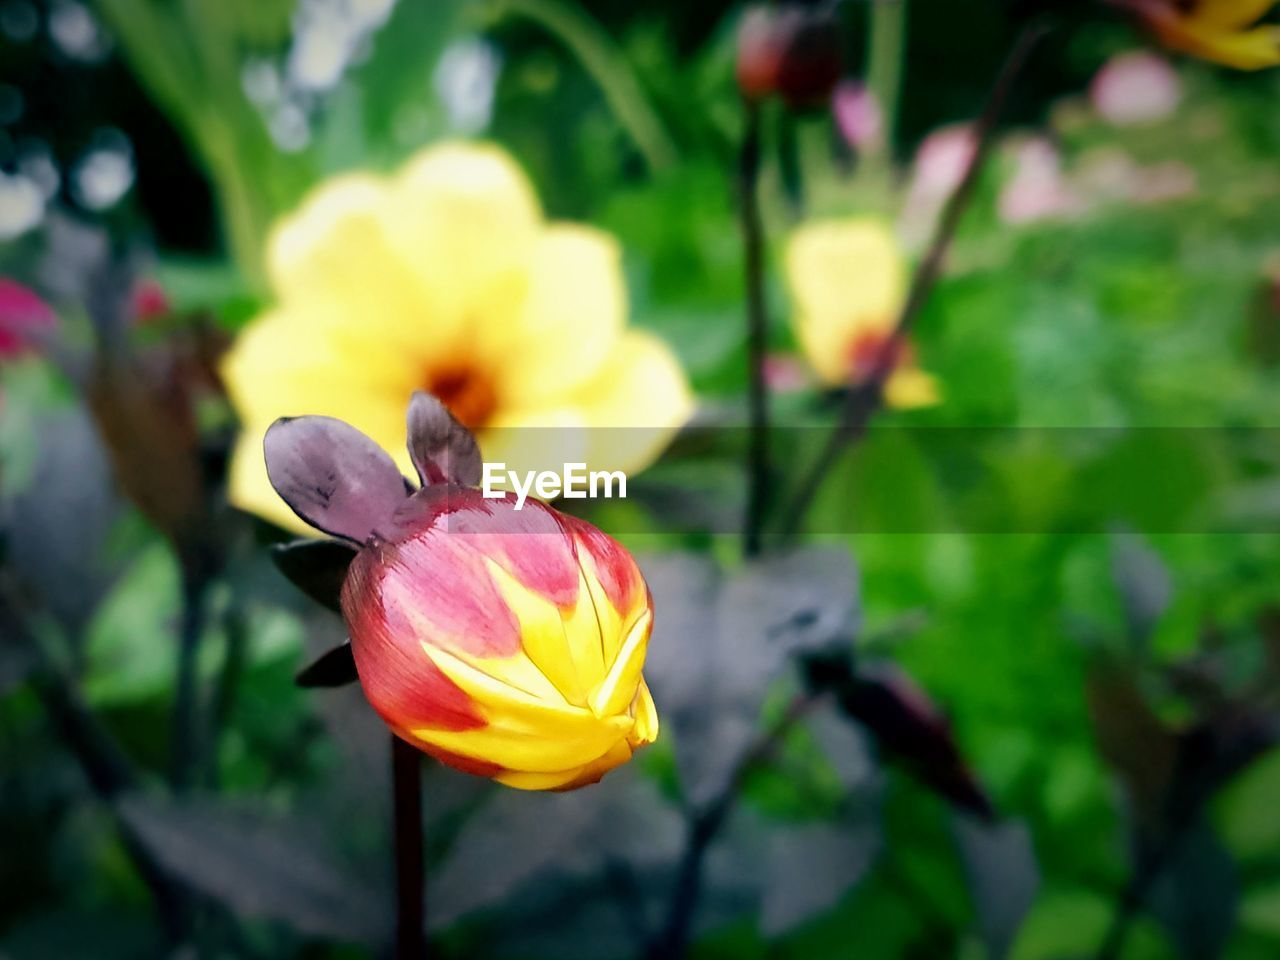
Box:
[736,5,842,108]
[267,392,658,791]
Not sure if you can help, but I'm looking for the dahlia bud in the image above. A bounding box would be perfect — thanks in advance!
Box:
[265,392,658,791]
[736,4,842,108]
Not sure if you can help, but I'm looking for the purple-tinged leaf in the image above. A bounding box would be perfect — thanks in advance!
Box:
[405,391,482,487]
[117,793,389,944]
[1086,659,1178,825]
[955,818,1039,959]
[296,641,359,688]
[1110,531,1172,646]
[807,657,994,821]
[760,821,878,934]
[272,539,356,613]
[264,416,407,543]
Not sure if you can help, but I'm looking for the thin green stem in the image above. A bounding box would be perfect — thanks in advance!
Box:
[0,577,190,942]
[740,103,769,558]
[172,570,209,792]
[653,694,818,958]
[865,0,909,160]
[489,0,677,172]
[779,22,1048,540]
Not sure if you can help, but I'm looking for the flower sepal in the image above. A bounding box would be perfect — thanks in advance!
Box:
[296,641,360,688]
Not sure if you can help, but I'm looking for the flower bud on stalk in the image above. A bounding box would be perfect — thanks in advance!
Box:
[736,4,843,108]
[266,393,658,791]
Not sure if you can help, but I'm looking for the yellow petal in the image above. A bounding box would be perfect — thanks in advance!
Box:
[414,642,632,772]
[482,557,595,705]
[383,142,541,337]
[558,330,694,477]
[884,365,941,409]
[221,309,416,422]
[588,609,651,719]
[785,218,906,385]
[222,315,412,532]
[1193,0,1277,30]
[630,679,659,746]
[265,174,461,359]
[489,225,627,406]
[494,739,635,791]
[1148,5,1280,68]
[1184,24,1280,68]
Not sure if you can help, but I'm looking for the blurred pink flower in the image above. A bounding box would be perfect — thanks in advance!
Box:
[131,278,170,323]
[912,125,977,198]
[1090,51,1182,126]
[1076,148,1197,206]
[900,125,976,246]
[762,352,811,393]
[0,278,56,358]
[832,81,883,151]
[998,138,1081,225]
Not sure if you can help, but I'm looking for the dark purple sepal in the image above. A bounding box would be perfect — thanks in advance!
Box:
[405,391,482,488]
[296,640,359,688]
[264,416,409,544]
[271,539,357,613]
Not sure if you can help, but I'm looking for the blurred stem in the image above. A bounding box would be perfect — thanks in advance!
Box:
[207,605,249,788]
[0,577,190,943]
[392,735,427,960]
[778,22,1048,540]
[654,694,816,958]
[740,102,769,558]
[489,0,677,172]
[172,570,210,792]
[865,0,908,164]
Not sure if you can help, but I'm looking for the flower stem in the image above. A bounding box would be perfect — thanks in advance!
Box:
[740,101,770,558]
[392,735,427,960]
[172,569,209,791]
[778,21,1048,540]
[866,0,909,161]
[0,577,190,942]
[654,694,816,958]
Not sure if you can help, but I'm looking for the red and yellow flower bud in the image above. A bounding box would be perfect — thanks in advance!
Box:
[341,487,657,791]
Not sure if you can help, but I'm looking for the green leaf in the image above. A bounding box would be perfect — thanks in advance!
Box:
[83,542,180,706]
[1214,748,1280,863]
[1009,888,1172,960]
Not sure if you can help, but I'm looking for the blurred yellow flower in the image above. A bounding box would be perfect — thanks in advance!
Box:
[1123,0,1280,70]
[784,218,938,408]
[222,142,693,533]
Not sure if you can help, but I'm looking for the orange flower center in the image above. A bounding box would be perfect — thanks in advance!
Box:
[844,329,917,384]
[425,365,498,429]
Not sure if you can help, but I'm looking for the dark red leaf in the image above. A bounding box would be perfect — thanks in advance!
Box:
[405,391,482,487]
[296,641,359,688]
[271,539,356,613]
[263,416,407,544]
[805,655,994,820]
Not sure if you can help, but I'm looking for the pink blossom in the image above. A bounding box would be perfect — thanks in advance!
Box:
[998,138,1081,224]
[0,278,56,359]
[1090,51,1181,127]
[832,81,883,151]
[763,352,811,393]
